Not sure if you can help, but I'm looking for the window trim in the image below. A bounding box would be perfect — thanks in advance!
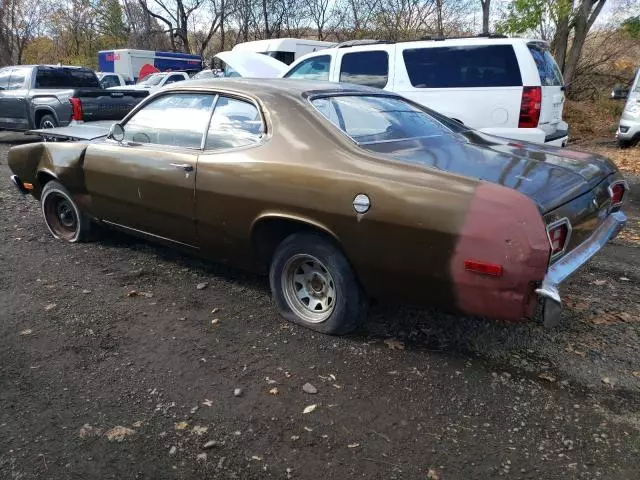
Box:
[338,50,389,89]
[307,92,459,146]
[114,89,268,153]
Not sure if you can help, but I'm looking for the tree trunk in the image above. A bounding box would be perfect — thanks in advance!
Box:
[563,0,606,90]
[552,14,569,72]
[480,0,490,35]
[435,0,443,36]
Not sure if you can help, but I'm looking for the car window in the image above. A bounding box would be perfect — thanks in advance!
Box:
[100,75,120,89]
[0,68,10,89]
[265,51,295,65]
[312,95,450,145]
[35,68,100,88]
[123,93,215,148]
[528,46,563,86]
[141,74,165,86]
[165,74,185,85]
[284,55,331,80]
[402,45,522,88]
[7,68,28,90]
[339,51,389,88]
[205,96,263,150]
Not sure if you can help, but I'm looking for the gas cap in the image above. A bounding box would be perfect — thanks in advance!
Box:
[353,194,370,214]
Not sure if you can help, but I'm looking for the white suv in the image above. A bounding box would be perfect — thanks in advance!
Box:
[281,36,568,146]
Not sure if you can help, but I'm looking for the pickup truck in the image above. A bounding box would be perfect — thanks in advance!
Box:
[0,65,149,131]
[96,72,128,88]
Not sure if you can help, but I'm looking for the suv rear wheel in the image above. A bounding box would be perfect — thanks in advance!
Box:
[269,232,368,335]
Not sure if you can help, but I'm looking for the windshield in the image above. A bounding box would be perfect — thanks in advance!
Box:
[194,70,215,79]
[140,73,166,86]
[311,95,463,146]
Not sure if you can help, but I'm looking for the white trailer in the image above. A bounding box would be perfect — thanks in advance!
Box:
[231,38,335,65]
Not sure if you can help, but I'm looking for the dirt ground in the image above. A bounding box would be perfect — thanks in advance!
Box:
[1,133,640,480]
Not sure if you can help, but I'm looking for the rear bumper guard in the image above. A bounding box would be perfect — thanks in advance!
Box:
[536,211,627,327]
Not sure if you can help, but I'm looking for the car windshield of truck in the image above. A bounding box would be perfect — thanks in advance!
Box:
[35,68,100,89]
[311,95,464,146]
[140,73,166,86]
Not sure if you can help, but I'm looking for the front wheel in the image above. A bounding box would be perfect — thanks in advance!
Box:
[269,232,368,335]
[41,180,92,242]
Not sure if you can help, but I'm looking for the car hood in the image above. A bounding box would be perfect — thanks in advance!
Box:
[214,51,287,78]
[364,131,617,213]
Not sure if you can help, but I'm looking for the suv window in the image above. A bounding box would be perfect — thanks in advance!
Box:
[284,55,331,80]
[123,93,215,148]
[527,45,563,86]
[35,68,100,88]
[339,51,388,88]
[206,96,263,150]
[100,75,120,88]
[0,68,12,89]
[7,69,28,90]
[165,74,185,85]
[402,45,522,88]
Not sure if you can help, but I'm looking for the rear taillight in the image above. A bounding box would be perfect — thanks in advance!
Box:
[70,98,83,121]
[518,86,542,128]
[547,218,571,259]
[608,180,627,207]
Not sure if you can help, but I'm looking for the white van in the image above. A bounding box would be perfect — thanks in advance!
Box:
[231,38,336,65]
[281,37,568,146]
[615,68,640,148]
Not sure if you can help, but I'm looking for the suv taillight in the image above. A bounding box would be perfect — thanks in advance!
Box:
[518,86,541,128]
[609,181,627,207]
[547,218,571,259]
[70,98,83,121]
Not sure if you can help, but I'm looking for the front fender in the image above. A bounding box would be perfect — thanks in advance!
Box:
[8,142,89,198]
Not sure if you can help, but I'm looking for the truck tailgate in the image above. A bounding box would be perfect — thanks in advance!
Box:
[75,89,149,121]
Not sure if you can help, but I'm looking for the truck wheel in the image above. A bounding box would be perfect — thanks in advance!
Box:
[41,180,92,242]
[39,114,58,130]
[269,232,368,335]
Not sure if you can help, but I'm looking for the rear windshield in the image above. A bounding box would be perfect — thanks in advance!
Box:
[311,95,460,145]
[402,45,522,88]
[527,45,563,86]
[35,68,100,88]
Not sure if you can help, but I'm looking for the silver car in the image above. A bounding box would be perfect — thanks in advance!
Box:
[614,68,640,148]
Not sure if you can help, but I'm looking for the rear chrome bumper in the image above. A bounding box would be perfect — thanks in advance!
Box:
[536,211,627,326]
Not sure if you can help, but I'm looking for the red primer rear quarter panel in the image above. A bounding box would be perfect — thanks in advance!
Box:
[450,183,550,320]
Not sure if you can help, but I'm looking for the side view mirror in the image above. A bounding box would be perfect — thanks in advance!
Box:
[611,84,629,100]
[109,123,125,142]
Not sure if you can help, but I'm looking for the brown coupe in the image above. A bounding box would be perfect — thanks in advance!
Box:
[8,79,628,334]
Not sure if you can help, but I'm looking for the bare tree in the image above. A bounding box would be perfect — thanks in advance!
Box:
[0,0,49,65]
[305,0,331,39]
[138,0,206,52]
[479,0,490,34]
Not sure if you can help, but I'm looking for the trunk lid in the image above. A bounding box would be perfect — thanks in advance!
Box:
[213,51,287,78]
[364,131,615,213]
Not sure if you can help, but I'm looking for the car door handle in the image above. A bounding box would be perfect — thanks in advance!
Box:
[170,163,194,172]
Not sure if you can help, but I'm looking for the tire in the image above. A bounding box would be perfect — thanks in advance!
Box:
[38,114,58,130]
[41,180,92,242]
[269,232,368,335]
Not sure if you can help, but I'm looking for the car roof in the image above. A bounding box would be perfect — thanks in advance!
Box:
[165,77,391,98]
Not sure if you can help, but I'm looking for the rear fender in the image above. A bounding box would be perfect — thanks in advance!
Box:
[7,142,89,198]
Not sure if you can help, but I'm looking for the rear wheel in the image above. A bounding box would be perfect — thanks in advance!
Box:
[39,114,58,130]
[269,232,368,335]
[41,180,92,242]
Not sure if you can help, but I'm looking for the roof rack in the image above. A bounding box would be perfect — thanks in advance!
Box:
[336,39,392,48]
[419,33,508,41]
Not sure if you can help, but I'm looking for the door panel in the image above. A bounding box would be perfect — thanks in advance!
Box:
[84,142,198,246]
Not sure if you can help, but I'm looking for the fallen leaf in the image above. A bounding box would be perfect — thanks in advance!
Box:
[384,338,405,350]
[44,303,56,311]
[78,424,102,438]
[196,282,209,290]
[211,307,219,314]
[347,443,360,448]
[175,421,189,431]
[126,290,153,298]
[620,277,630,281]
[202,399,213,407]
[132,421,143,428]
[538,372,556,383]
[631,371,640,378]
[192,425,208,436]
[592,279,607,286]
[602,376,612,385]
[589,313,619,325]
[81,289,91,294]
[269,387,279,395]
[251,455,263,461]
[303,404,317,414]
[19,329,33,336]
[427,468,440,480]
[616,312,636,323]
[211,318,220,325]
[105,426,135,442]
